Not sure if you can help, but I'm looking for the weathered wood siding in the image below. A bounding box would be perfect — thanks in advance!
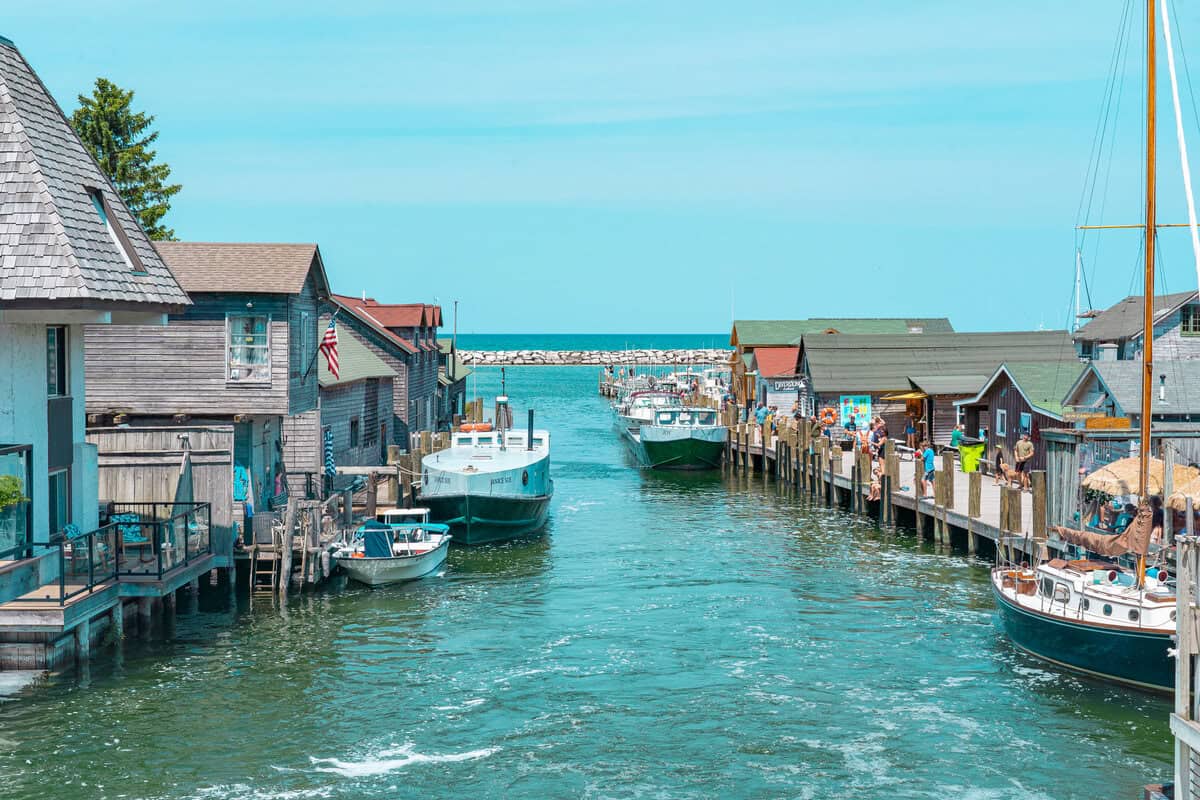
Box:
[1149,308,1200,360]
[974,372,1058,470]
[282,409,321,493]
[85,294,293,417]
[86,426,235,562]
[288,271,321,416]
[930,395,969,445]
[322,377,394,466]
[326,311,413,445]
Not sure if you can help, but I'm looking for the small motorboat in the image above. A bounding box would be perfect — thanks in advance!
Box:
[331,507,451,586]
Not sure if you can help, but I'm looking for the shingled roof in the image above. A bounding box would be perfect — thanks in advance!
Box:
[319,326,396,388]
[730,318,953,347]
[154,241,330,296]
[801,331,1076,394]
[0,37,188,309]
[1063,360,1200,417]
[955,361,1086,420]
[1074,291,1197,343]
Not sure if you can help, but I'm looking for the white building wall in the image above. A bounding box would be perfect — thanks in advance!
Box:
[0,323,49,543]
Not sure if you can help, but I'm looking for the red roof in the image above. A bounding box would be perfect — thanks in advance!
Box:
[753,346,800,378]
[330,296,416,355]
[333,295,442,330]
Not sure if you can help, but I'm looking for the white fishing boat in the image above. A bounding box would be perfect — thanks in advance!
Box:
[622,406,727,470]
[420,394,553,545]
[613,390,684,435]
[331,507,451,587]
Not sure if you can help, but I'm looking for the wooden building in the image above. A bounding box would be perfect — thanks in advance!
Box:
[798,331,1076,445]
[1074,290,1200,361]
[437,338,470,430]
[0,35,197,668]
[728,317,953,407]
[954,361,1085,470]
[85,242,331,539]
[325,295,442,444]
[283,322,396,492]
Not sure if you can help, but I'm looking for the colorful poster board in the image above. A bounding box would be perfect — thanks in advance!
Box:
[839,395,871,429]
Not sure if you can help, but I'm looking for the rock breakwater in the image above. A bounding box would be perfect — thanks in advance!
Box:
[461,349,729,366]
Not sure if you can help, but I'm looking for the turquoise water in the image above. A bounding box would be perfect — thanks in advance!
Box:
[0,366,1172,799]
[455,333,727,351]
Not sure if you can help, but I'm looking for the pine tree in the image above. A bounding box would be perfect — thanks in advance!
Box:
[70,78,181,241]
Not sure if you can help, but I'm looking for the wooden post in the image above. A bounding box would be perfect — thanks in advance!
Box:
[879,474,891,525]
[941,451,955,509]
[967,472,981,555]
[1031,470,1047,544]
[1176,534,1194,793]
[278,498,298,602]
[341,488,353,528]
[933,471,945,544]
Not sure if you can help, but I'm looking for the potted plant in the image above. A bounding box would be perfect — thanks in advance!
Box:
[0,474,29,551]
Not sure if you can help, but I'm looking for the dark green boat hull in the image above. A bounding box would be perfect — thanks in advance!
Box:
[638,436,724,470]
[420,492,552,546]
[992,580,1173,693]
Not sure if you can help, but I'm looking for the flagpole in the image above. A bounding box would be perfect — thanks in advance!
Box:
[304,306,341,380]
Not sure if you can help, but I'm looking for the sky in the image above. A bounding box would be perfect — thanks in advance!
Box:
[8,1,1200,333]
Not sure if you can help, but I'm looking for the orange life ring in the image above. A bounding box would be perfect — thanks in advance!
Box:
[458,423,494,432]
[819,408,837,426]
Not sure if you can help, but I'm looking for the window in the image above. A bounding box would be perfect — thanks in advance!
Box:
[87,187,145,274]
[995,409,1007,438]
[1183,305,1200,336]
[349,417,360,448]
[1052,584,1070,605]
[1040,577,1054,598]
[48,469,69,537]
[227,315,271,384]
[46,326,68,397]
[1019,412,1032,434]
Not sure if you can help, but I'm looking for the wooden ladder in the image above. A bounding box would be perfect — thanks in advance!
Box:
[248,546,278,594]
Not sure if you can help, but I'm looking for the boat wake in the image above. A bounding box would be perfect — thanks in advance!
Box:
[308,744,499,777]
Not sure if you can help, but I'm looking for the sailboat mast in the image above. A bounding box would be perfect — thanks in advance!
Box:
[1141,0,1157,498]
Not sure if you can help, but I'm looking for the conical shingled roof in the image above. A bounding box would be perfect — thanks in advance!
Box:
[0,36,188,309]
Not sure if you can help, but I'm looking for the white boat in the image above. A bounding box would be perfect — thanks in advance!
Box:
[622,406,727,470]
[613,390,684,435]
[331,507,451,586]
[420,397,553,545]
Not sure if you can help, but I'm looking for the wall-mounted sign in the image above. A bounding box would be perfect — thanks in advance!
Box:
[839,395,871,429]
[1084,416,1132,430]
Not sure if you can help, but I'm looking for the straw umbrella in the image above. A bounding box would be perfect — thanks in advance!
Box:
[1168,475,1200,512]
[1081,456,1200,498]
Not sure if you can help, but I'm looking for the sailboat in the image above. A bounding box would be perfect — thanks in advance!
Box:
[990,0,1192,694]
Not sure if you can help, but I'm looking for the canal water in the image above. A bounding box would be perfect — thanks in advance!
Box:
[0,367,1172,799]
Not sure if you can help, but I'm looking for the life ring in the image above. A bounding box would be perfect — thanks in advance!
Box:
[459,423,494,432]
[819,408,836,426]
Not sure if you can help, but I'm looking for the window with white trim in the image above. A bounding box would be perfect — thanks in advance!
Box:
[227,314,271,384]
[995,409,1007,438]
[1182,304,1200,336]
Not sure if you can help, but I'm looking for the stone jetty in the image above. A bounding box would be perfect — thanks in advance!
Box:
[461,348,729,366]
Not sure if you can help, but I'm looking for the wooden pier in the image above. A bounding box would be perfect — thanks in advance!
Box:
[723,412,1041,556]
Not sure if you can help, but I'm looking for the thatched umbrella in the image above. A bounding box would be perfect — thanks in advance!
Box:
[1081,456,1200,498]
[1168,475,1200,511]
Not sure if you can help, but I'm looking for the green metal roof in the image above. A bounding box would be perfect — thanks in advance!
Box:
[731,317,953,347]
[320,329,397,388]
[954,360,1087,419]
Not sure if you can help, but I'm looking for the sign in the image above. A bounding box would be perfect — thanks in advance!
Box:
[770,379,803,391]
[839,395,871,429]
[1084,416,1132,430]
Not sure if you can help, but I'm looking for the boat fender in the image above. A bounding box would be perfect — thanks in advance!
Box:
[1108,570,1118,584]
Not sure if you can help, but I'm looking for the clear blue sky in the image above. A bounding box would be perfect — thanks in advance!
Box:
[8,2,1200,333]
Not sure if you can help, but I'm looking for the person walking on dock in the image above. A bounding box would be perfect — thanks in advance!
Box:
[1014,433,1034,491]
[920,440,936,498]
[755,402,769,426]
[949,423,964,448]
[905,414,917,450]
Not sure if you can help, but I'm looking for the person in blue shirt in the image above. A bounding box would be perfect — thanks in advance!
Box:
[755,402,769,425]
[921,440,936,498]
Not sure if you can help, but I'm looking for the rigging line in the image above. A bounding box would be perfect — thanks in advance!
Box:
[1169,0,1200,143]
[1161,0,1200,295]
[1088,4,1138,293]
[1078,0,1136,230]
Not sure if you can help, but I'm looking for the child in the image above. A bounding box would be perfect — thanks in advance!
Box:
[868,463,882,502]
[921,440,936,498]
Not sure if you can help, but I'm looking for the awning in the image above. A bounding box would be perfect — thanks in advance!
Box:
[880,391,927,401]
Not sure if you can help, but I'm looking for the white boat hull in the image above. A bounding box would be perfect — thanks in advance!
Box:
[335,538,450,586]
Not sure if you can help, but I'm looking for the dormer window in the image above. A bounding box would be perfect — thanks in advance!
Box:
[1182,304,1200,337]
[87,187,146,275]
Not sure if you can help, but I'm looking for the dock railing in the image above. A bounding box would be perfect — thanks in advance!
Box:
[105,501,212,580]
[0,523,119,606]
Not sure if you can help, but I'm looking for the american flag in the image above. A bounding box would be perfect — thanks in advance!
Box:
[319,319,339,379]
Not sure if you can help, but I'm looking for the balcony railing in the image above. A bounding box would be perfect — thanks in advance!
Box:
[0,523,119,606]
[104,502,212,580]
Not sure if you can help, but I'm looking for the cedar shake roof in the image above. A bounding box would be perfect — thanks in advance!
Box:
[155,241,330,296]
[328,294,417,355]
[1074,291,1197,342]
[751,346,800,378]
[0,37,188,309]
[730,318,953,347]
[801,331,1076,394]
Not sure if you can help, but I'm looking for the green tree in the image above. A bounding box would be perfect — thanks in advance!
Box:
[70,78,181,240]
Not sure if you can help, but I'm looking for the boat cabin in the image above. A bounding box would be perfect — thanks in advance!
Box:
[652,409,720,428]
[452,429,550,451]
